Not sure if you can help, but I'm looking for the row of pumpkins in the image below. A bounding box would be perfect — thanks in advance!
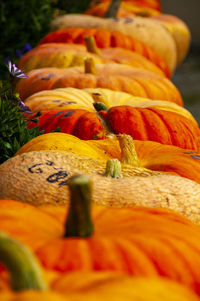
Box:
[2,0,200,300]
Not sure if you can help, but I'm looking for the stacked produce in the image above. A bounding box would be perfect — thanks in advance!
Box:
[2,0,200,300]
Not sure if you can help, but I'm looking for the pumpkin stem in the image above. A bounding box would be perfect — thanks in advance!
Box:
[84,36,101,56]
[118,134,140,166]
[93,102,109,112]
[104,0,122,18]
[84,57,97,75]
[92,92,111,109]
[104,159,122,178]
[0,232,48,291]
[65,175,94,238]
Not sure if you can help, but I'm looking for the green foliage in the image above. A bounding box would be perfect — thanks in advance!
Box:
[56,0,92,13]
[0,0,56,62]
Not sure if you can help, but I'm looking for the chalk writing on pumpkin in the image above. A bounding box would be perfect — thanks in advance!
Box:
[183,151,200,161]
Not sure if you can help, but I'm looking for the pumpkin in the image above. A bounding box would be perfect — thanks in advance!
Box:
[85,1,160,18]
[2,147,200,223]
[26,102,200,150]
[38,27,170,77]
[86,0,190,64]
[50,14,177,72]
[23,87,196,124]
[90,0,162,12]
[14,62,183,104]
[18,41,167,77]
[1,234,199,301]
[14,132,200,185]
[32,175,200,294]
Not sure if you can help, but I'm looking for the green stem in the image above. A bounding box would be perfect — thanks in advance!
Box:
[93,102,109,112]
[118,134,140,166]
[65,175,94,238]
[84,36,101,56]
[0,232,48,291]
[84,57,97,75]
[104,159,122,178]
[104,0,122,18]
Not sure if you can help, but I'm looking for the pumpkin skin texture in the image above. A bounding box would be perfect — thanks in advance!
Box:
[0,200,63,251]
[35,198,200,294]
[2,150,200,224]
[23,87,196,124]
[14,133,200,185]
[50,14,177,73]
[27,109,105,140]
[26,104,200,151]
[85,2,160,18]
[38,28,170,77]
[91,0,162,12]
[14,65,183,105]
[99,105,200,151]
[18,43,166,77]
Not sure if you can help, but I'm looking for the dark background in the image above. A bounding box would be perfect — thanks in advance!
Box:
[161,0,200,124]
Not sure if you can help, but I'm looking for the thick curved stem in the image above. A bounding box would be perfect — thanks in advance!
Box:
[118,134,140,166]
[65,175,94,238]
[84,57,97,75]
[0,232,48,291]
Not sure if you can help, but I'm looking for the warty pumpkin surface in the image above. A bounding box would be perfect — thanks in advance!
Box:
[23,87,196,124]
[14,132,200,185]
[14,64,183,104]
[50,14,177,72]
[18,42,167,77]
[2,150,200,224]
[38,27,170,77]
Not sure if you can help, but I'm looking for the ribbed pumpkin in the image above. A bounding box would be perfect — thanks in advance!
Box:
[50,14,177,72]
[26,102,200,150]
[38,27,170,77]
[18,41,167,77]
[31,176,200,295]
[14,63,182,104]
[1,233,199,301]
[90,0,162,12]
[2,147,200,223]
[14,133,200,185]
[23,87,195,124]
[85,1,160,18]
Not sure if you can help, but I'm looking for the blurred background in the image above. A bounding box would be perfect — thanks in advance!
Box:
[161,0,200,123]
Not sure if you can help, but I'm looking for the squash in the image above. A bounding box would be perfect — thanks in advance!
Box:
[1,233,199,301]
[23,87,196,124]
[90,0,162,12]
[26,103,200,150]
[14,62,183,105]
[2,147,200,223]
[14,133,200,185]
[33,175,200,295]
[18,41,167,77]
[38,27,170,77]
[50,14,177,72]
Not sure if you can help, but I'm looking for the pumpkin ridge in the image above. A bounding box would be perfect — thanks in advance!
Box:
[138,107,172,144]
[148,108,200,151]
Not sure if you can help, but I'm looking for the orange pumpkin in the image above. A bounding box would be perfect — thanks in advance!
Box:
[18,41,167,77]
[38,27,170,77]
[14,62,182,105]
[32,175,200,296]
